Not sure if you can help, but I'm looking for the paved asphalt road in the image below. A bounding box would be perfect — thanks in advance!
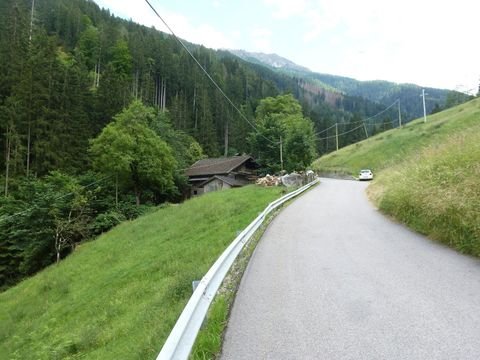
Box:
[221,178,480,360]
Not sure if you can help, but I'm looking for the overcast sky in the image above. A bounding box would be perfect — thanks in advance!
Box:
[94,0,479,93]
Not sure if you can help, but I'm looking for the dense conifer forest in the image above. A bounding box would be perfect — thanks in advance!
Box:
[0,0,471,287]
[0,0,301,287]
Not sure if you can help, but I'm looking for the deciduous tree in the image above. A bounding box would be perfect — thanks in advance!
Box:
[249,94,317,173]
[89,101,176,205]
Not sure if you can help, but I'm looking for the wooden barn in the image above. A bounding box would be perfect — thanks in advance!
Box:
[186,155,259,196]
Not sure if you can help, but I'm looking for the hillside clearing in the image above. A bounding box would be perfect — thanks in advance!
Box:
[0,185,283,359]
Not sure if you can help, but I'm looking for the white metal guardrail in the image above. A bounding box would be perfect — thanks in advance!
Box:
[156,178,320,360]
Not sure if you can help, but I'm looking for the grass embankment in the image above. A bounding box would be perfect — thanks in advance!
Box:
[0,185,283,359]
[312,98,480,176]
[313,98,480,256]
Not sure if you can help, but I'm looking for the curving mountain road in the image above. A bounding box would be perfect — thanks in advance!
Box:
[221,178,480,360]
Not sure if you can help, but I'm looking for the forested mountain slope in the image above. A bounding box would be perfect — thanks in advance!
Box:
[0,0,320,289]
[0,0,290,170]
[0,0,472,288]
[1,0,379,174]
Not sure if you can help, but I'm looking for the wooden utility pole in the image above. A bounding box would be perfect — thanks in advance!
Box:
[26,0,35,176]
[279,136,284,171]
[335,123,339,151]
[193,85,198,130]
[162,79,166,111]
[29,0,35,42]
[115,175,119,208]
[26,117,31,176]
[94,57,101,88]
[5,125,10,197]
[421,89,427,123]
[398,99,402,127]
[192,85,196,112]
[363,121,369,138]
[224,118,229,157]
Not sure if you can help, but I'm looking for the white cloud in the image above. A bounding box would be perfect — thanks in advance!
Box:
[250,28,273,53]
[183,22,233,49]
[94,0,234,49]
[263,0,308,19]
[302,9,339,43]
[94,0,480,90]
[297,0,480,89]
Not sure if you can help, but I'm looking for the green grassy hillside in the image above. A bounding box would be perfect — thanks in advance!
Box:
[313,97,480,256]
[313,97,480,175]
[0,186,283,359]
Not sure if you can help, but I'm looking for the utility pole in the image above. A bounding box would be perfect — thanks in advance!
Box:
[335,123,339,151]
[29,0,35,42]
[279,136,284,171]
[26,0,36,177]
[421,89,428,123]
[115,174,119,208]
[398,99,402,127]
[224,118,229,157]
[363,121,369,138]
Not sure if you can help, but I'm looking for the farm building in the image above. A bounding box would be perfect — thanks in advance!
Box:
[186,155,259,196]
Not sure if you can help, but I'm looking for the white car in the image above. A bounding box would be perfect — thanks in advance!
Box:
[358,169,373,181]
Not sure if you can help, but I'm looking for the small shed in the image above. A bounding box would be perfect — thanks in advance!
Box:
[186,155,259,196]
[200,175,249,193]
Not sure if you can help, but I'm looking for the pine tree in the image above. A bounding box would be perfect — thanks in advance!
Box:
[96,39,133,126]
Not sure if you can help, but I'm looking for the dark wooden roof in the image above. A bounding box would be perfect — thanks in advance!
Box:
[186,155,254,177]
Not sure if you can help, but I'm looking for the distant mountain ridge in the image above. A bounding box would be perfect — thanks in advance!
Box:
[228,50,471,120]
[229,50,311,73]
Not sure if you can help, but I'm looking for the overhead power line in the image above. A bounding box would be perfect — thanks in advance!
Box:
[316,124,365,141]
[314,98,398,135]
[314,123,337,136]
[143,0,279,145]
[144,1,412,153]
[363,99,399,123]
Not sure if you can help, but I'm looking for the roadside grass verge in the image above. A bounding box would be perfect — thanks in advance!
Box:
[312,98,480,176]
[368,129,480,256]
[0,185,283,359]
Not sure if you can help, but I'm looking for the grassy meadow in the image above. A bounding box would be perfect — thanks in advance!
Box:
[313,97,480,256]
[0,185,283,359]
